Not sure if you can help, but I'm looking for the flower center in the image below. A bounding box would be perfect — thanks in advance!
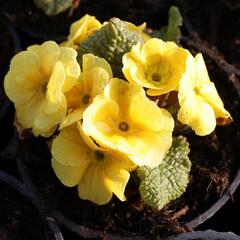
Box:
[193,85,201,96]
[82,94,90,105]
[42,83,48,94]
[118,121,129,131]
[152,73,161,82]
[147,62,171,85]
[94,151,105,162]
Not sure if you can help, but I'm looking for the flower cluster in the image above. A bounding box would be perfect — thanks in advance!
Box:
[4,41,80,137]
[4,14,231,206]
[123,38,231,136]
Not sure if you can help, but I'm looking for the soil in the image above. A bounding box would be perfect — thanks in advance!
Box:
[0,0,240,239]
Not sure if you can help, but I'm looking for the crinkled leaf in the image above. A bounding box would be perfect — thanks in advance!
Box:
[77,17,143,77]
[34,0,72,16]
[221,0,240,10]
[152,6,182,43]
[137,136,191,210]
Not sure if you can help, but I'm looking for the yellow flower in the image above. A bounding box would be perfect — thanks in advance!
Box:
[51,124,135,205]
[82,78,174,167]
[61,14,102,49]
[126,21,151,42]
[122,38,190,96]
[177,53,231,136]
[60,54,112,129]
[4,41,80,137]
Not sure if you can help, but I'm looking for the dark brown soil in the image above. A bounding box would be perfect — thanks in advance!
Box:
[0,0,240,239]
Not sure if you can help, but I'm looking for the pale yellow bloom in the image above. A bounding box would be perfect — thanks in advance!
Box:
[4,41,80,137]
[60,54,112,129]
[122,38,190,96]
[82,78,174,167]
[177,53,231,136]
[51,124,135,205]
[61,14,102,49]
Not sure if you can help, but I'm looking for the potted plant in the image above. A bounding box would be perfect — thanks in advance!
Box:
[0,1,240,239]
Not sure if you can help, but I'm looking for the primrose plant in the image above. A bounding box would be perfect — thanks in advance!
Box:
[4,7,231,209]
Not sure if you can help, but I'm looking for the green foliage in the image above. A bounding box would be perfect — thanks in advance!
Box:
[221,0,240,10]
[137,136,191,210]
[152,6,182,43]
[77,18,143,77]
[34,0,73,16]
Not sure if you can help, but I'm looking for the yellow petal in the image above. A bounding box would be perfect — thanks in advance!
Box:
[129,67,158,89]
[4,51,42,104]
[103,151,135,201]
[78,164,112,205]
[195,53,211,87]
[7,50,42,85]
[177,53,197,104]
[83,96,119,138]
[69,15,89,40]
[104,166,130,201]
[52,158,89,187]
[51,125,91,166]
[27,44,40,53]
[46,61,65,113]
[65,82,85,110]
[69,15,101,44]
[15,94,43,129]
[129,90,165,131]
[199,82,231,118]
[28,41,60,77]
[77,121,107,151]
[178,91,216,136]
[82,54,112,78]
[192,97,216,136]
[104,150,136,171]
[104,77,141,112]
[122,44,148,85]
[59,47,81,92]
[33,125,58,137]
[115,132,148,156]
[84,67,110,98]
[4,72,36,104]
[59,108,84,130]
[126,21,146,33]
[141,38,178,64]
[194,53,230,118]
[178,90,199,125]
[129,130,172,167]
[123,43,146,66]
[28,93,66,137]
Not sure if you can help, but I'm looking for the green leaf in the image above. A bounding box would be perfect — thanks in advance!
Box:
[77,17,143,77]
[152,6,182,43]
[137,136,191,210]
[34,0,73,16]
[221,0,240,10]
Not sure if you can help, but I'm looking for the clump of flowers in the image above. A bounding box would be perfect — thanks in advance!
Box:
[4,41,80,137]
[4,10,232,208]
